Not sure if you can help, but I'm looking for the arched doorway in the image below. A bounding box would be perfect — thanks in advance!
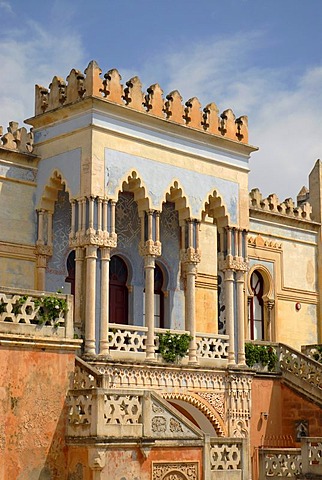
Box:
[65,250,75,296]
[249,270,264,340]
[109,255,128,325]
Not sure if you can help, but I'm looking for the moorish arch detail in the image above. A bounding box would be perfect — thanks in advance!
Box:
[152,462,199,480]
[114,170,151,215]
[37,169,72,212]
[162,392,227,436]
[163,180,191,222]
[201,188,230,228]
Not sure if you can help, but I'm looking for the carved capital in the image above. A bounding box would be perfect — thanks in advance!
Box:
[180,248,201,264]
[139,240,161,257]
[219,255,248,272]
[35,243,53,257]
[69,231,117,248]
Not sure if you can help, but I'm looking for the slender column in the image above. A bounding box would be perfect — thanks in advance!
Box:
[110,201,116,235]
[97,198,102,232]
[81,198,86,233]
[180,224,185,249]
[47,212,53,246]
[37,209,45,244]
[195,221,200,250]
[188,220,193,247]
[36,255,47,290]
[144,255,155,361]
[70,201,76,237]
[102,199,108,232]
[99,247,111,356]
[226,227,232,256]
[148,210,153,240]
[85,245,97,355]
[225,269,236,365]
[155,211,160,242]
[88,196,94,230]
[236,270,246,365]
[185,262,198,364]
[74,247,84,327]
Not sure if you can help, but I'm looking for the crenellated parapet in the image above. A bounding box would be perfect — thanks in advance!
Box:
[249,188,313,221]
[34,60,249,143]
[0,121,34,154]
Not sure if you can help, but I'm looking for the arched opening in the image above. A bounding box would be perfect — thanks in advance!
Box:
[109,255,129,325]
[65,250,75,296]
[249,270,264,340]
[154,263,164,328]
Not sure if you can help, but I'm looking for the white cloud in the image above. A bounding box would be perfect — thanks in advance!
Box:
[130,33,322,201]
[0,18,86,130]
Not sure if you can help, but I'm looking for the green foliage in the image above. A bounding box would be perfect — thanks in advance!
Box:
[12,295,28,314]
[245,343,278,372]
[157,331,192,363]
[34,294,68,327]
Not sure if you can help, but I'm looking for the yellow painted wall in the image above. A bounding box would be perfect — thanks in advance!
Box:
[0,257,35,289]
[0,180,36,244]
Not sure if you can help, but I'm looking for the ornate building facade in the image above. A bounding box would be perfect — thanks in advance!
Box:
[0,61,321,479]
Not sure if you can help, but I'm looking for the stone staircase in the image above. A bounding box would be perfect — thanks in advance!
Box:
[278,343,322,407]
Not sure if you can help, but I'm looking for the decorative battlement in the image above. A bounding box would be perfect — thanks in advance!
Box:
[0,121,34,154]
[249,188,312,221]
[34,60,249,143]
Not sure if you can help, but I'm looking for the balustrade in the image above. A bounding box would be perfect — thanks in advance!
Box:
[0,286,73,338]
[259,448,302,477]
[278,344,322,391]
[209,438,246,473]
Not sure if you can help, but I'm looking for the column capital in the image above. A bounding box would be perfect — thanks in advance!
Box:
[139,241,161,257]
[35,243,53,257]
[180,247,201,264]
[219,255,248,272]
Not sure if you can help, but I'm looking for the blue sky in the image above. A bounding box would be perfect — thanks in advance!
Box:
[1,0,322,201]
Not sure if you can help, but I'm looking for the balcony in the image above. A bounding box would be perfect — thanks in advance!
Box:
[0,287,229,366]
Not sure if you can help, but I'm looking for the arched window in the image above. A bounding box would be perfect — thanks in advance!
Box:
[65,250,75,296]
[249,270,264,340]
[154,263,164,328]
[109,255,128,325]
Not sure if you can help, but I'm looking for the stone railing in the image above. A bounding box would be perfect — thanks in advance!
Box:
[301,344,322,364]
[301,437,322,475]
[67,388,144,438]
[0,286,73,338]
[278,343,322,405]
[209,438,249,478]
[73,357,106,389]
[107,323,229,363]
[258,439,322,478]
[259,448,302,478]
[34,61,249,143]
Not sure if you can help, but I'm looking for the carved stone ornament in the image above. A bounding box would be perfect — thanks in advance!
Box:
[218,255,248,272]
[69,231,117,248]
[152,462,199,480]
[35,243,53,257]
[152,415,167,433]
[88,447,106,471]
[180,249,201,265]
[139,241,162,257]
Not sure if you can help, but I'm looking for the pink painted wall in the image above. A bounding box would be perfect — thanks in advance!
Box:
[0,346,76,479]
